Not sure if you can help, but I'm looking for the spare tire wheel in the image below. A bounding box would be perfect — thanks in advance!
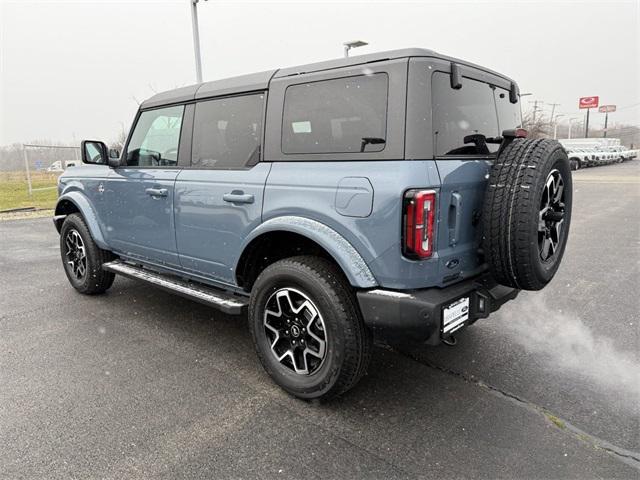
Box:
[482,138,572,291]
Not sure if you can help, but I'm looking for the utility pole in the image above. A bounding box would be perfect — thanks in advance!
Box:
[529,100,544,124]
[190,0,207,83]
[547,103,561,124]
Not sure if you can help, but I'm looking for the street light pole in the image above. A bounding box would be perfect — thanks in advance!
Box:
[567,117,579,139]
[553,114,565,139]
[190,0,204,83]
[519,93,532,126]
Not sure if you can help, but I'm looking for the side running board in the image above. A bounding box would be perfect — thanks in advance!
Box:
[102,260,248,315]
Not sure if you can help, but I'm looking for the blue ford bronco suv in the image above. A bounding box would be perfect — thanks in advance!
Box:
[55,49,572,400]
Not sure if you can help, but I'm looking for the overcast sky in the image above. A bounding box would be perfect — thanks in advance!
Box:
[1,0,638,146]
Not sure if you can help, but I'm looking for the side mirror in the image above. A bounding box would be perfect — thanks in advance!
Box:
[109,148,120,159]
[81,140,108,165]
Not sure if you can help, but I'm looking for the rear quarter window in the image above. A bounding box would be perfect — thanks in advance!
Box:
[282,73,388,154]
[191,93,264,169]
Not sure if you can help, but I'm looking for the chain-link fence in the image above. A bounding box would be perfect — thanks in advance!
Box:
[0,144,81,211]
[22,144,81,195]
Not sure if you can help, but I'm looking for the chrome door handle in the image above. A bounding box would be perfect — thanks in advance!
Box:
[145,187,168,197]
[223,192,255,204]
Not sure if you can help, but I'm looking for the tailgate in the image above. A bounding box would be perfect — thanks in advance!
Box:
[433,159,490,285]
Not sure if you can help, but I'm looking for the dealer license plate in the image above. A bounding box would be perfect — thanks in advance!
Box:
[442,297,470,334]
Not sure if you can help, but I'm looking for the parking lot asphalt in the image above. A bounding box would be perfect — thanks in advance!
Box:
[1,161,639,479]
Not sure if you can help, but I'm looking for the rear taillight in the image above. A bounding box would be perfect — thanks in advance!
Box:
[403,189,436,259]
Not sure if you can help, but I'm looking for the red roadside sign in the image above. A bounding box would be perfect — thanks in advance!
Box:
[579,96,599,109]
[598,105,616,113]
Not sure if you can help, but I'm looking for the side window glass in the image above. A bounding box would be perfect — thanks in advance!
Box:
[191,93,264,169]
[126,105,184,167]
[432,72,499,156]
[282,74,388,154]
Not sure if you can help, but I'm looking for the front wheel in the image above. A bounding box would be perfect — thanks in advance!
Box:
[249,256,371,401]
[60,213,115,294]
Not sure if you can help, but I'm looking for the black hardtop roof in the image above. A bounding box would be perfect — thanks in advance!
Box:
[140,48,515,109]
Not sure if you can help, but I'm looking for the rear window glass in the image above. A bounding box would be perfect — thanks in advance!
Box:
[432,72,521,157]
[282,74,388,154]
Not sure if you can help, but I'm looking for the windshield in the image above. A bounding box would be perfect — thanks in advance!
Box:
[432,72,522,156]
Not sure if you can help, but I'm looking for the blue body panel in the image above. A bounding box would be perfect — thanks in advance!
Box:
[56,165,111,249]
[262,160,486,289]
[174,163,272,284]
[56,158,488,291]
[103,168,181,267]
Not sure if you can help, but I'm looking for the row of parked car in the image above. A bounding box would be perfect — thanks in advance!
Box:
[564,144,637,170]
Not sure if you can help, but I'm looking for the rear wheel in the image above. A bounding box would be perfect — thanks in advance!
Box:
[60,213,115,294]
[249,256,371,401]
[483,139,572,290]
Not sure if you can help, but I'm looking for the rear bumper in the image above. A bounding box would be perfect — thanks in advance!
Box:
[356,274,519,345]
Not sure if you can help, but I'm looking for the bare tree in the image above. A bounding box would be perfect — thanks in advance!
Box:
[109,124,128,152]
[522,110,552,139]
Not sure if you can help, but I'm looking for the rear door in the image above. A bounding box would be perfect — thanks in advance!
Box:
[174,92,270,285]
[103,105,185,266]
[429,64,522,282]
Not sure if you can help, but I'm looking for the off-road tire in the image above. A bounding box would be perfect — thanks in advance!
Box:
[249,256,372,401]
[483,139,572,291]
[60,213,115,294]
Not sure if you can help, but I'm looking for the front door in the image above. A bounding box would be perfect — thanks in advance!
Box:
[103,105,185,267]
[174,93,269,285]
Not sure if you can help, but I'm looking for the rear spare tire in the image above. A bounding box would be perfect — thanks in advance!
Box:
[483,139,572,291]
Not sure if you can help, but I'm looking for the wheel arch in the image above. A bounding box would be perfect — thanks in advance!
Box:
[235,216,378,291]
[54,192,109,250]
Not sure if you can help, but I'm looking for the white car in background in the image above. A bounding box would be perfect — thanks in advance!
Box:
[596,149,612,164]
[565,148,591,170]
[605,145,630,161]
[47,160,81,172]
